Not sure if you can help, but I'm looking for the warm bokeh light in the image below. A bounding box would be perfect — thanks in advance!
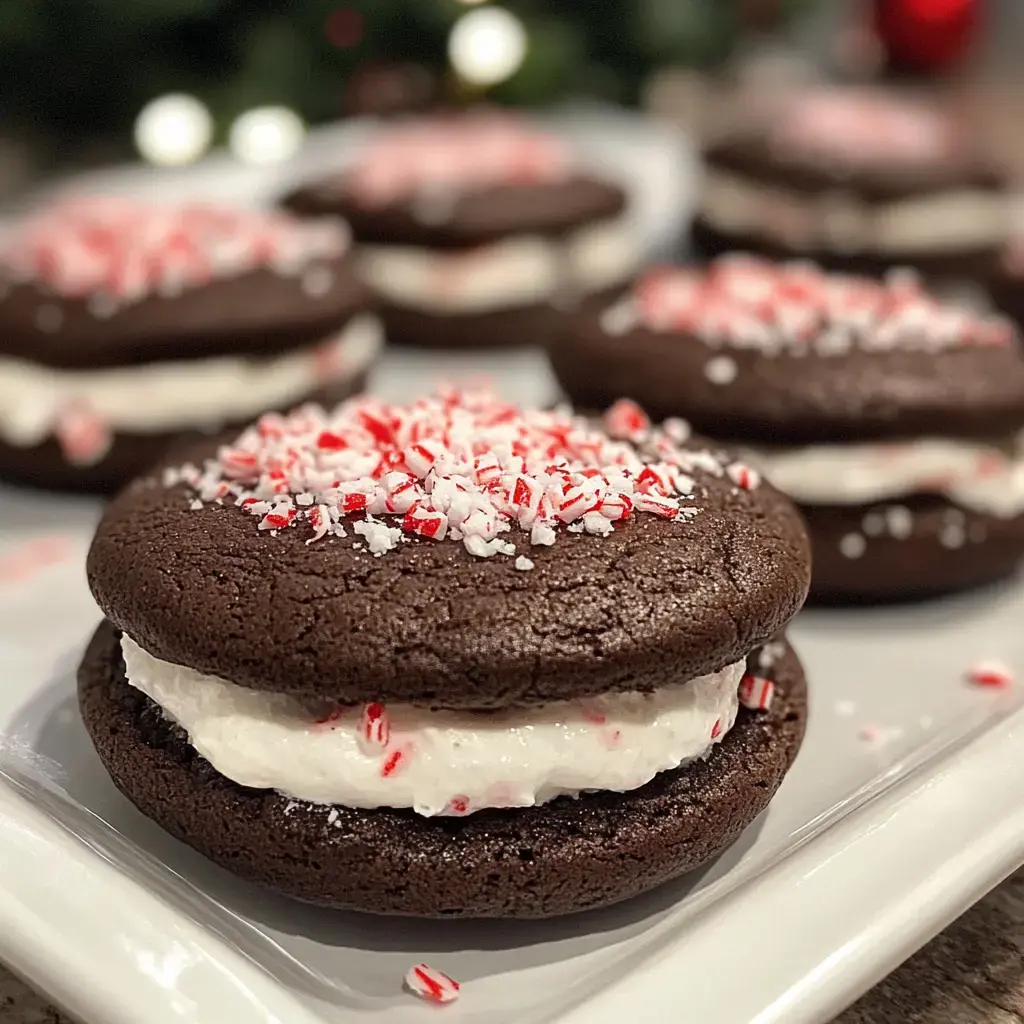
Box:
[228,106,306,165]
[448,7,527,87]
[133,94,213,166]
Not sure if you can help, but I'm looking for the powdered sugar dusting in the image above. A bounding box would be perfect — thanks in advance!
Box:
[633,256,1014,354]
[169,388,732,558]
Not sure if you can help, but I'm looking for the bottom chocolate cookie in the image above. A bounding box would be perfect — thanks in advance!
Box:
[79,619,807,919]
[690,217,1001,284]
[0,376,367,495]
[382,284,628,351]
[803,497,1024,604]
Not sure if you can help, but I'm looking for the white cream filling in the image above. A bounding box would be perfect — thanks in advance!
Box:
[747,436,1024,518]
[356,217,641,314]
[120,634,743,817]
[700,170,1009,254]
[0,314,382,445]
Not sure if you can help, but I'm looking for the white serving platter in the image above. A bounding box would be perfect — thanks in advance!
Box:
[1,110,1023,1024]
[1,346,1024,1024]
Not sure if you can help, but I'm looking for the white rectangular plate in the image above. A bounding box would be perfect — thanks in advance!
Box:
[2,348,1024,1024]
[2,114,1024,1023]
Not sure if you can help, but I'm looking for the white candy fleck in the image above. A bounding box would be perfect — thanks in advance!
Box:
[839,533,866,559]
[704,355,738,385]
[301,264,334,298]
[514,555,535,571]
[885,506,913,540]
[600,300,640,337]
[862,512,886,537]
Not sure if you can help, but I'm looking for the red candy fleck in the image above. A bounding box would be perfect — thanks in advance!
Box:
[340,492,368,513]
[966,661,1014,689]
[314,707,343,728]
[404,963,461,1005]
[711,718,723,740]
[447,795,470,815]
[578,701,608,725]
[317,430,348,451]
[381,750,404,778]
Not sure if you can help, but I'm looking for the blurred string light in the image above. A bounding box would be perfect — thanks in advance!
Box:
[229,107,306,165]
[448,7,527,87]
[134,94,213,166]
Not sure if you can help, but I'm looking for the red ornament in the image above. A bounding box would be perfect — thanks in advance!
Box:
[871,0,981,72]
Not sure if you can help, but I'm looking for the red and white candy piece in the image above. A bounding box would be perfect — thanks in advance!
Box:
[739,674,775,712]
[359,702,391,750]
[966,660,1014,689]
[727,463,761,491]
[404,963,461,1005]
[54,402,112,466]
[603,398,650,441]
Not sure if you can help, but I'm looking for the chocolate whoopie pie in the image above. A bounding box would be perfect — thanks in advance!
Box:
[0,197,380,493]
[82,388,810,918]
[282,112,640,349]
[693,87,1010,280]
[551,255,1024,603]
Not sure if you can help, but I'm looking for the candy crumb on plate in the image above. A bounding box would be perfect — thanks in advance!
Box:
[404,963,461,1004]
[966,661,1014,688]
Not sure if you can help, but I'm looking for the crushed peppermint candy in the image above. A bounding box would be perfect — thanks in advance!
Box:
[404,963,461,1005]
[345,112,572,208]
[168,388,737,558]
[629,256,1014,354]
[738,674,775,712]
[966,660,1014,689]
[0,196,347,305]
[771,88,956,169]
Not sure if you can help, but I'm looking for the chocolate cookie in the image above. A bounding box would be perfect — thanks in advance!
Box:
[694,87,1010,278]
[88,422,809,708]
[82,388,810,917]
[0,197,380,493]
[803,498,1024,603]
[281,112,640,349]
[551,256,1024,601]
[79,619,807,918]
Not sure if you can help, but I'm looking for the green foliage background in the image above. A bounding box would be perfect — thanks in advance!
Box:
[0,0,815,155]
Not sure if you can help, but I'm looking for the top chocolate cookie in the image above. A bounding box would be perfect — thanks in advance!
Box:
[550,256,1024,444]
[696,88,1009,271]
[281,112,626,248]
[0,197,371,369]
[87,389,810,709]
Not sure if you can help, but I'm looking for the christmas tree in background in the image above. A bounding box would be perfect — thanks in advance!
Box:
[0,0,820,174]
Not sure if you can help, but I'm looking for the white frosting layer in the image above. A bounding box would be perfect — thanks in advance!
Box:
[700,171,1008,254]
[121,634,743,817]
[0,315,381,445]
[748,437,1024,518]
[357,217,641,314]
